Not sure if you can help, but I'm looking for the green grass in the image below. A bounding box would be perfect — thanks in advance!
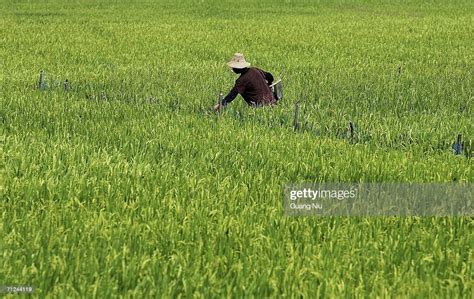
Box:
[1,0,473,297]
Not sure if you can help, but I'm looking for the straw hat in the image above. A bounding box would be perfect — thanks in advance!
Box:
[227,53,250,69]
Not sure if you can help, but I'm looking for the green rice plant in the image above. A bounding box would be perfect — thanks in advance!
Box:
[1,0,472,298]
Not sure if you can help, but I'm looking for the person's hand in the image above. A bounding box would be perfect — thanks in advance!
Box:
[214,103,223,111]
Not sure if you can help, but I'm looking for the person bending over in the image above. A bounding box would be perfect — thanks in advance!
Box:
[214,53,276,110]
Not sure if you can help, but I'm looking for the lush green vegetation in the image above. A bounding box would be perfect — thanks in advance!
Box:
[1,0,472,297]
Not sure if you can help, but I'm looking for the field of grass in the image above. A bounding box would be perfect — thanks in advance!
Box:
[1,0,473,297]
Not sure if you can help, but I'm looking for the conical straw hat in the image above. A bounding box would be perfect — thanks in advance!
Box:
[227,53,251,69]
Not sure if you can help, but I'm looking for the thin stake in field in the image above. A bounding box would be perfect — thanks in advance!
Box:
[293,102,300,131]
[465,139,472,159]
[38,70,46,90]
[64,79,70,92]
[452,134,463,155]
[348,121,355,143]
[217,92,224,115]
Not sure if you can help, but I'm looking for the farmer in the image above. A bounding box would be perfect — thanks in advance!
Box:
[214,53,277,110]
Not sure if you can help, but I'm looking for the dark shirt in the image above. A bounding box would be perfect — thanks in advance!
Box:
[222,68,276,107]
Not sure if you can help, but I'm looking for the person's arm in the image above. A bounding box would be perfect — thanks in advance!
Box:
[262,70,274,85]
[214,86,239,110]
[222,86,239,106]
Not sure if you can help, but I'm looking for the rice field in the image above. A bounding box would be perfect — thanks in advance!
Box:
[1,0,473,297]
